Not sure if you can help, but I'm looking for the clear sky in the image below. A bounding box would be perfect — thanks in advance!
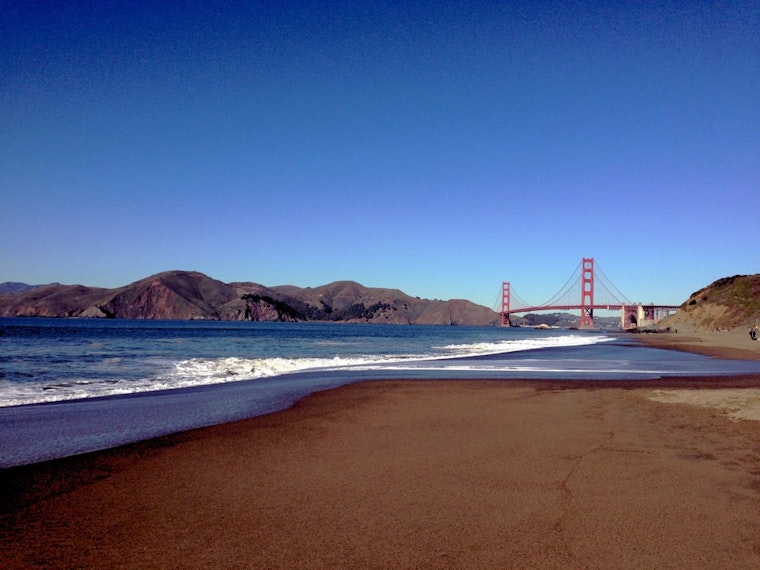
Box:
[2,1,758,309]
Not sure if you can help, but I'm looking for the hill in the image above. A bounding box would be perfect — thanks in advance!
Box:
[0,282,59,294]
[0,271,501,326]
[657,274,760,332]
[514,312,621,330]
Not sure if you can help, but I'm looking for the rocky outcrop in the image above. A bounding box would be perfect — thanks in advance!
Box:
[238,294,300,322]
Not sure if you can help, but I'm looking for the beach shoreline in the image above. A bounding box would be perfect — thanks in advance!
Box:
[630,328,760,361]
[3,332,760,568]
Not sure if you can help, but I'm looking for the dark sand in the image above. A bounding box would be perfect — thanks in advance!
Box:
[3,334,760,569]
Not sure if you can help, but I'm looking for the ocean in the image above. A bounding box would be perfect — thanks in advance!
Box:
[3,317,760,467]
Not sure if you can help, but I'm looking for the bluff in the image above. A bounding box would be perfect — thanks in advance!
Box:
[0,271,500,326]
[657,274,760,332]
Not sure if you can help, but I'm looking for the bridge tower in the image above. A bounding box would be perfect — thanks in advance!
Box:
[580,257,594,328]
[500,281,511,326]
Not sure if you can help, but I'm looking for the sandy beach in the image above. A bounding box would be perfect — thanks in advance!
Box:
[635,328,760,361]
[3,332,760,569]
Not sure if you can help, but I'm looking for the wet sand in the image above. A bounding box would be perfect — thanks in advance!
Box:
[3,334,760,568]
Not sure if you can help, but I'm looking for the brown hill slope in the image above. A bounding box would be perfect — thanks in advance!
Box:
[0,272,292,321]
[0,272,500,325]
[93,271,240,320]
[0,284,109,318]
[657,274,760,332]
[270,281,499,325]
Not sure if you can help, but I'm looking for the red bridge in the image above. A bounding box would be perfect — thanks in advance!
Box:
[499,258,680,329]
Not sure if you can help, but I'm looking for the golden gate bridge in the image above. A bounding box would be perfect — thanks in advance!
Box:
[498,258,680,329]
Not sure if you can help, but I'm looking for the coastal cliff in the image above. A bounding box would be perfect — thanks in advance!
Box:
[657,274,760,332]
[0,271,500,326]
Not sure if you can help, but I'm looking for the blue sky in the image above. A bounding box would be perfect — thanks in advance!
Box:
[2,1,758,309]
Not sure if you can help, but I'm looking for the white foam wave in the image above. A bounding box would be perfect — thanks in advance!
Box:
[437,334,612,356]
[167,336,613,382]
[0,334,612,407]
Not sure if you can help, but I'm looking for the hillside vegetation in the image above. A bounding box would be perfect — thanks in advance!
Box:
[658,274,760,332]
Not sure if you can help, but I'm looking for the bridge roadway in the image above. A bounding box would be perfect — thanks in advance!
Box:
[499,259,682,328]
[504,304,681,315]
[503,303,683,329]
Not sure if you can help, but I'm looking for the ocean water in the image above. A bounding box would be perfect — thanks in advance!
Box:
[2,318,760,467]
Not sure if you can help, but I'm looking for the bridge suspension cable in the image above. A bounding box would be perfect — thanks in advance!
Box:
[497,257,678,329]
[595,263,632,305]
[499,260,633,311]
[510,290,532,309]
[536,260,582,308]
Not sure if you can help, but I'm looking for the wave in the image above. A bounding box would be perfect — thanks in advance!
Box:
[0,334,612,407]
[170,335,614,380]
[436,334,613,355]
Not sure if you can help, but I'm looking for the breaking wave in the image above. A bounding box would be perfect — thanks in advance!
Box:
[0,334,612,407]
